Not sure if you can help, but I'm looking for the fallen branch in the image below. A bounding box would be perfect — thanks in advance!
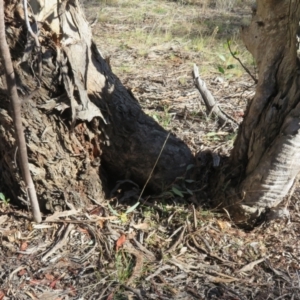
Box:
[124,241,144,286]
[41,223,74,261]
[193,64,238,128]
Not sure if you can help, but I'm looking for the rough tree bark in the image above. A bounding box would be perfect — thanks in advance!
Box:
[213,1,300,226]
[0,0,41,222]
[0,0,194,212]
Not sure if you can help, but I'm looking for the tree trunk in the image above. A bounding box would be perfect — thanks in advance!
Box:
[213,1,300,226]
[0,0,41,222]
[0,0,194,211]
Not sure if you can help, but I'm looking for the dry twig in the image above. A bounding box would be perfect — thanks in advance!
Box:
[227,40,257,84]
[42,223,74,261]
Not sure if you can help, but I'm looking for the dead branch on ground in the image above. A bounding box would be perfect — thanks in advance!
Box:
[193,64,238,129]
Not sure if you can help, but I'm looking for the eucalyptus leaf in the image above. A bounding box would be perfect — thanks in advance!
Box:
[185,179,195,183]
[206,132,218,137]
[108,203,120,216]
[172,187,184,197]
[186,188,193,195]
[153,114,159,122]
[218,66,225,74]
[125,202,140,214]
[218,54,226,62]
[227,64,235,69]
[186,164,195,171]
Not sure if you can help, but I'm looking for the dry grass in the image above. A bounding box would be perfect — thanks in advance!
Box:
[87,0,254,78]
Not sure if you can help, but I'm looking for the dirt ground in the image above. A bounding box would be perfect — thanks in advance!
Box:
[1,1,300,299]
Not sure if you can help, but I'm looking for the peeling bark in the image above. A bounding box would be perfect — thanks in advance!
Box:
[213,0,300,225]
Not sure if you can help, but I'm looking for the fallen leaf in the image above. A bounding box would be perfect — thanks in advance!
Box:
[18,241,28,258]
[18,269,27,276]
[97,219,104,228]
[20,241,28,251]
[107,293,114,300]
[0,215,8,225]
[238,257,265,273]
[90,215,118,221]
[45,273,55,281]
[89,206,104,216]
[30,279,42,285]
[126,230,136,240]
[44,209,79,222]
[217,220,230,231]
[77,227,89,235]
[179,246,188,255]
[116,234,126,251]
[207,275,237,283]
[24,291,38,300]
[7,234,15,242]
[132,223,150,230]
[50,279,59,289]
[68,285,77,296]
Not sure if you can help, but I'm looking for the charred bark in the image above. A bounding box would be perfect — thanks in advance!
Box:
[0,0,194,211]
[213,1,300,226]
